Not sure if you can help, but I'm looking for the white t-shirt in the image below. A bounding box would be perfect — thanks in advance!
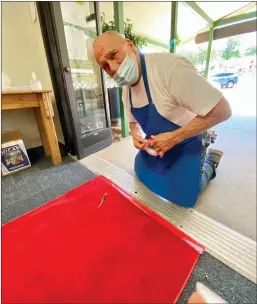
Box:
[122,53,223,126]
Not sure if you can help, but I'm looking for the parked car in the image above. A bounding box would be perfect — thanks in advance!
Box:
[210,72,238,88]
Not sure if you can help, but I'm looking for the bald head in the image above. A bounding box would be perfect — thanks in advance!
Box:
[94,30,126,47]
[93,30,139,78]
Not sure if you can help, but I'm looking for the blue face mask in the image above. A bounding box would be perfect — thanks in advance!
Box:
[112,51,139,86]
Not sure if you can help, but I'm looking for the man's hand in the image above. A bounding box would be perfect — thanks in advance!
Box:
[150,132,182,158]
[188,291,206,304]
[133,135,147,150]
[130,122,147,150]
[151,97,231,157]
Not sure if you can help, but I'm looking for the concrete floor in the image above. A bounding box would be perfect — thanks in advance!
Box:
[197,115,256,241]
[199,74,256,240]
[95,74,256,241]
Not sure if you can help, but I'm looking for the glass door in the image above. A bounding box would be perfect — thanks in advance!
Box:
[37,2,112,159]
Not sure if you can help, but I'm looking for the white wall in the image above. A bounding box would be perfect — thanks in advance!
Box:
[2,2,64,148]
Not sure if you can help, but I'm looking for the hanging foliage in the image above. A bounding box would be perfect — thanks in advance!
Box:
[101,13,147,49]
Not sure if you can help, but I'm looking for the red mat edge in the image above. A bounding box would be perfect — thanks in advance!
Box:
[2,175,205,255]
[105,176,205,254]
[107,177,205,302]
[1,176,106,227]
[3,174,205,302]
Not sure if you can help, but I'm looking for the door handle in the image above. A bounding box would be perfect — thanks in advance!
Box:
[64,67,70,73]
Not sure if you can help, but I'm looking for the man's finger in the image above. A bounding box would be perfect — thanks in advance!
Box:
[134,140,146,150]
[136,137,147,144]
[155,144,165,153]
[150,141,158,148]
[188,291,206,304]
[159,151,164,158]
[149,137,157,145]
[134,143,144,149]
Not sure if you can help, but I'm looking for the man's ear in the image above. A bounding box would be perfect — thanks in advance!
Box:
[125,39,138,55]
[125,38,135,48]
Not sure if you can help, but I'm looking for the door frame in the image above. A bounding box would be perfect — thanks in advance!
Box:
[37,1,112,158]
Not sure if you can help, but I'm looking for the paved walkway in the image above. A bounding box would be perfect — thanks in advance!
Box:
[196,74,256,240]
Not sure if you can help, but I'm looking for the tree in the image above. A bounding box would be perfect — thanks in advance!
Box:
[221,37,241,60]
[244,46,257,57]
[197,48,209,65]
[182,52,199,65]
[179,47,220,67]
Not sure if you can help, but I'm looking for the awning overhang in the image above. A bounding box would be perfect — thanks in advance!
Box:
[195,19,257,44]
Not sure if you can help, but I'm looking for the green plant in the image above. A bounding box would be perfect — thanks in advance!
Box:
[244,46,257,57]
[101,13,147,49]
[221,37,241,60]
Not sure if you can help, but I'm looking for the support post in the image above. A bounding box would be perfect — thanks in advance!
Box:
[170,1,178,53]
[204,26,214,79]
[113,1,129,137]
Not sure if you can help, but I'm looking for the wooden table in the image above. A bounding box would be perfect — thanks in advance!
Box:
[2,90,62,165]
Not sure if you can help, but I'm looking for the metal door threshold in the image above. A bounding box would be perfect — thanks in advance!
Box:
[80,154,257,284]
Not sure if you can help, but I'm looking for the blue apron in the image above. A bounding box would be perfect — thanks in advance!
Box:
[130,53,202,207]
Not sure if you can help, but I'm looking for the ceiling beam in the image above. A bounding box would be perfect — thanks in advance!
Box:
[144,37,169,50]
[185,2,213,26]
[214,11,257,28]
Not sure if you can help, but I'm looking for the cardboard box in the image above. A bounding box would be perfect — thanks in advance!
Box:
[1,131,31,176]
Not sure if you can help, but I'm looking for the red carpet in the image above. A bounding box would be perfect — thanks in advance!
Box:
[2,175,204,303]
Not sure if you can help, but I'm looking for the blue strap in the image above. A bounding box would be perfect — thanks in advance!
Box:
[129,53,153,108]
[129,87,133,108]
[139,53,153,104]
